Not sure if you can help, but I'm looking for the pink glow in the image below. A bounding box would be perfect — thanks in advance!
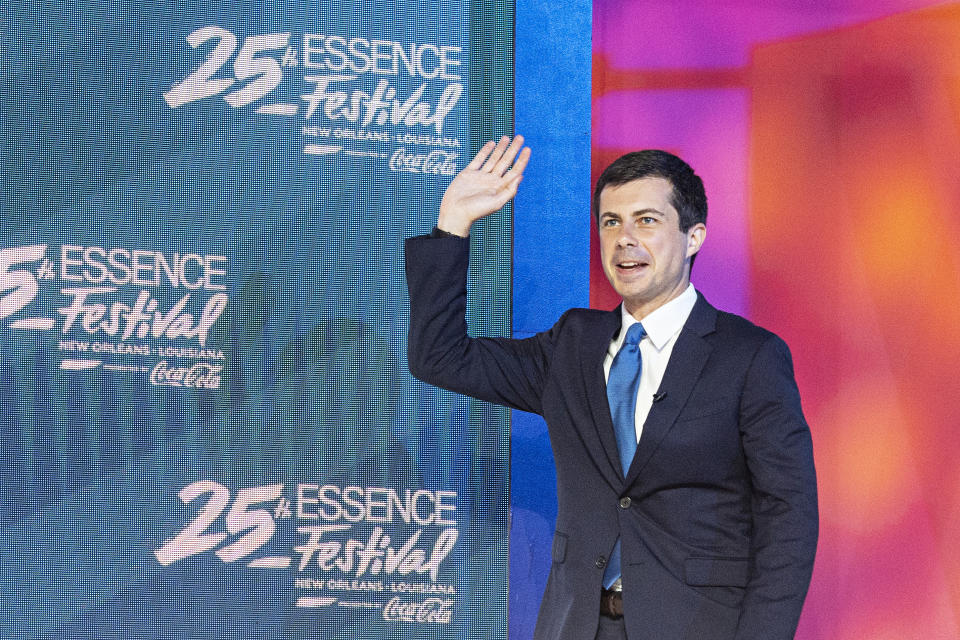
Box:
[593,2,960,638]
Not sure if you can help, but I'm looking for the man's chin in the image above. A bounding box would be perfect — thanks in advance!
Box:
[611,281,651,305]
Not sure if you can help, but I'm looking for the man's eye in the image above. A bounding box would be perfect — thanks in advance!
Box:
[601,218,618,227]
[640,216,656,224]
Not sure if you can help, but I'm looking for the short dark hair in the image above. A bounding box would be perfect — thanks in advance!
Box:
[592,150,707,233]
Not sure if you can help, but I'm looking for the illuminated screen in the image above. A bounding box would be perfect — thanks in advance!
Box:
[0,1,514,638]
[592,1,960,637]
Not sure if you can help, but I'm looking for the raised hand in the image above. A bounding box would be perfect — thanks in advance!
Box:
[436,135,531,237]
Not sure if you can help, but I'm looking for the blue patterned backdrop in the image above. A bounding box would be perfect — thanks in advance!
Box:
[0,1,513,637]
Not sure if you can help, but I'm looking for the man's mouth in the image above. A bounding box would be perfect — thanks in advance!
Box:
[616,260,648,271]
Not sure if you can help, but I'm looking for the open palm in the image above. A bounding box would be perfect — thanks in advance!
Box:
[437,135,531,236]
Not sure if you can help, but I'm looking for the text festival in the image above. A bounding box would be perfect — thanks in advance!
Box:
[156,482,459,582]
[294,484,458,582]
[0,244,228,348]
[164,28,463,136]
[58,245,227,346]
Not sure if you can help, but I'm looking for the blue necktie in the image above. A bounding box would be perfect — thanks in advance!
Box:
[603,321,646,588]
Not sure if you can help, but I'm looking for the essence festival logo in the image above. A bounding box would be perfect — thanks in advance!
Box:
[155,481,459,624]
[164,27,463,174]
[0,244,227,385]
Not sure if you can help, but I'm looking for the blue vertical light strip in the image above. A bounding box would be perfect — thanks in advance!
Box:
[511,0,592,637]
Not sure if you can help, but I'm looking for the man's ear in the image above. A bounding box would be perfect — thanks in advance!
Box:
[686,223,706,258]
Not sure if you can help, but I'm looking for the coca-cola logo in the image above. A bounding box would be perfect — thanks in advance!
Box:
[150,360,222,388]
[388,148,458,175]
[382,596,453,624]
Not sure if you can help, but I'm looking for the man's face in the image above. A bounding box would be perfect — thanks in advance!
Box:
[597,177,706,320]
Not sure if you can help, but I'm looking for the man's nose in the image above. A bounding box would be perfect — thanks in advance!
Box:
[615,223,638,247]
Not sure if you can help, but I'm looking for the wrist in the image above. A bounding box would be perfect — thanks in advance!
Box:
[436,211,472,237]
[430,226,468,239]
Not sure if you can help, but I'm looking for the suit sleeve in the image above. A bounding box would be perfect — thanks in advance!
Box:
[735,334,819,639]
[404,234,558,415]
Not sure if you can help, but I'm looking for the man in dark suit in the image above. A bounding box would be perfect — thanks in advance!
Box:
[405,136,818,639]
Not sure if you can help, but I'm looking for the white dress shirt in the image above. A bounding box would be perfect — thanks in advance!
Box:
[603,284,698,444]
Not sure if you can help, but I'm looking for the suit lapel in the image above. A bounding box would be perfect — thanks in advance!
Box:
[624,295,717,488]
[581,307,625,487]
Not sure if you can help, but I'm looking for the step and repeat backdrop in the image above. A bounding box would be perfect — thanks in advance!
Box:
[1,1,513,638]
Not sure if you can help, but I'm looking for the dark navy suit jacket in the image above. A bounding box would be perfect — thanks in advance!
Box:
[405,234,818,640]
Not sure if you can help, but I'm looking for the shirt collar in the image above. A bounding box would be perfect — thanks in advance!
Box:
[618,284,698,351]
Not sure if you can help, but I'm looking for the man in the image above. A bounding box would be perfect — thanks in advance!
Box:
[405,136,818,639]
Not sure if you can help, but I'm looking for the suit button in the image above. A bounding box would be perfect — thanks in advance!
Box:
[595,556,607,569]
[619,497,632,509]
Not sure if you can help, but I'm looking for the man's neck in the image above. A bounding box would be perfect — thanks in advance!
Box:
[624,279,692,322]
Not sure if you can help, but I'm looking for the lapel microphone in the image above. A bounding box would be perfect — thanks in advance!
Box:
[652,391,667,403]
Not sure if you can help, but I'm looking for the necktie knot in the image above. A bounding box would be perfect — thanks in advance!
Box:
[623,322,646,349]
